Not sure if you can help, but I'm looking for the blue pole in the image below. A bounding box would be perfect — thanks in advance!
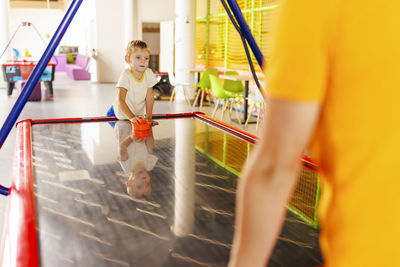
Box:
[0,0,84,149]
[0,185,9,196]
[226,0,264,68]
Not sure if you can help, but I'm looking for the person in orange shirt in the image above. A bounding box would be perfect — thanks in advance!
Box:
[228,0,400,266]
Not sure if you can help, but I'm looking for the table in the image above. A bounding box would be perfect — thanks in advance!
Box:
[1,60,56,97]
[1,113,321,267]
[219,74,264,124]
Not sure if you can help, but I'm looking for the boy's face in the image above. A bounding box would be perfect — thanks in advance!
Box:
[126,167,151,198]
[125,48,150,74]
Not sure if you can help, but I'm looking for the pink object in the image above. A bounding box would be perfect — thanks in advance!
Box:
[54,54,67,72]
[65,54,91,80]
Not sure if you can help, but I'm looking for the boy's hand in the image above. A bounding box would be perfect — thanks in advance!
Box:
[130,115,139,124]
[118,146,129,161]
[145,114,152,123]
[144,115,158,126]
[133,135,146,142]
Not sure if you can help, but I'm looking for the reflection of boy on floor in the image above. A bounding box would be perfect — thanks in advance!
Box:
[115,121,157,198]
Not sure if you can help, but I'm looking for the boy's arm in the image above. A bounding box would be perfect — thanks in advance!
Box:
[145,128,155,154]
[145,87,154,122]
[118,87,138,123]
[119,135,134,161]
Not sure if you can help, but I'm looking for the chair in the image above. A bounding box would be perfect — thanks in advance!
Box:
[168,70,191,105]
[209,74,242,123]
[223,71,245,119]
[65,54,91,80]
[53,54,67,72]
[245,87,265,130]
[223,71,244,94]
[192,68,218,108]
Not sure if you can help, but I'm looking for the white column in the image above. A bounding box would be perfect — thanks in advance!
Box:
[123,0,138,45]
[95,1,126,82]
[0,0,10,64]
[160,21,174,73]
[174,117,195,237]
[174,0,196,101]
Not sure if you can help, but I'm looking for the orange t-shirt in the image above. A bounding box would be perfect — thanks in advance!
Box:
[266,0,400,266]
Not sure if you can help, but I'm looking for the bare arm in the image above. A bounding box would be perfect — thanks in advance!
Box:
[144,128,155,154]
[117,87,138,122]
[145,87,154,122]
[228,98,320,267]
[118,135,134,161]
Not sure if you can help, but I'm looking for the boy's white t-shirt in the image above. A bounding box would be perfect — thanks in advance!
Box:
[114,68,158,119]
[119,142,158,174]
[114,121,158,174]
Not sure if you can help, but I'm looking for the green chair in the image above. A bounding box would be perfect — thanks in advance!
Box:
[209,74,242,123]
[223,71,244,94]
[245,87,265,131]
[66,53,75,64]
[192,68,218,108]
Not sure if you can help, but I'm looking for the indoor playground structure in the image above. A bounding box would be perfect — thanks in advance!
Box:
[0,1,322,266]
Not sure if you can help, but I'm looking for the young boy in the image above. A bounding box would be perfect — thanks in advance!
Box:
[109,40,158,124]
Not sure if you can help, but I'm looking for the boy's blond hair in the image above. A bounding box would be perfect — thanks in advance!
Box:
[126,40,150,57]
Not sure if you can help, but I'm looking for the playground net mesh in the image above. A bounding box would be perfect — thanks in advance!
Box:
[195,121,320,227]
[196,0,278,70]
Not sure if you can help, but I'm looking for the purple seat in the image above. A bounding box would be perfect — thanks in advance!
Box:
[65,54,91,80]
[54,54,67,72]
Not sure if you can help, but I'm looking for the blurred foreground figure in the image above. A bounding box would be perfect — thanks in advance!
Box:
[228,0,400,266]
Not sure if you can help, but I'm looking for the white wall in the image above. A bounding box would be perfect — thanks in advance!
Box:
[8,3,94,57]
[137,0,175,40]
[8,8,63,59]
[123,0,138,46]
[160,21,174,73]
[94,0,175,82]
[137,0,175,22]
[63,0,96,55]
[0,0,10,64]
[143,32,160,54]
[94,0,126,83]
